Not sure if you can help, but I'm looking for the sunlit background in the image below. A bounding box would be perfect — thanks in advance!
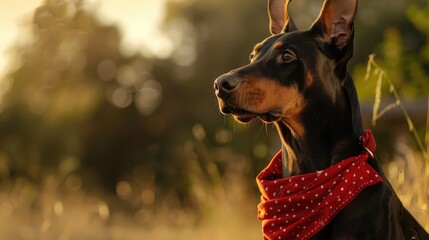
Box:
[0,0,428,239]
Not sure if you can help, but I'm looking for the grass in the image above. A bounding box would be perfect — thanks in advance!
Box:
[365,54,429,230]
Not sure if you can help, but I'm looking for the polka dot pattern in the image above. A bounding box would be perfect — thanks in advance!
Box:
[256,130,383,240]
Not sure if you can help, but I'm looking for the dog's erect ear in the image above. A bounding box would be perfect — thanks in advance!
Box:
[268,0,297,35]
[311,0,363,137]
[311,0,358,49]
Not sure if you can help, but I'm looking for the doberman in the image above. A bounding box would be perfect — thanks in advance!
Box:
[214,0,429,239]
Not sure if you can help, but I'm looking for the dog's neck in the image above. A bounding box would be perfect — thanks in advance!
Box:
[276,78,363,177]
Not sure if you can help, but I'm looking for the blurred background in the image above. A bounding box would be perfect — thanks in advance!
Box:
[0,0,428,239]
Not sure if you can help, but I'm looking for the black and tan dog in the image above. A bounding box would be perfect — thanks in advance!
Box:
[214,0,429,239]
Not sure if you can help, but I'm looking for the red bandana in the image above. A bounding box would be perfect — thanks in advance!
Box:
[256,130,383,240]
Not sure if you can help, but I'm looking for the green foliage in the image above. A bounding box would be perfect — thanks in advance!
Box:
[354,1,429,100]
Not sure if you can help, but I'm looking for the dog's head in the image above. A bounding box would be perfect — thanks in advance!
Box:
[214,0,360,136]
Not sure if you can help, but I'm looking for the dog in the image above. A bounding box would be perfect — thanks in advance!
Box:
[214,0,429,239]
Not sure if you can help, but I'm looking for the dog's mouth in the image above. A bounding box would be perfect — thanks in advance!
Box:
[220,104,282,123]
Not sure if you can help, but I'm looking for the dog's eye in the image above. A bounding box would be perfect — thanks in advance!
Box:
[282,51,296,62]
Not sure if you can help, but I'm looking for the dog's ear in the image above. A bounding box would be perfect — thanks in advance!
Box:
[311,0,363,137]
[268,0,297,35]
[311,0,358,49]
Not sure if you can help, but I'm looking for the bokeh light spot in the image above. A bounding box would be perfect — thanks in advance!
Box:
[141,189,155,205]
[134,80,162,115]
[215,128,233,144]
[192,124,206,141]
[65,174,83,191]
[111,87,132,108]
[97,59,117,81]
[53,201,63,216]
[98,201,110,221]
[116,181,132,200]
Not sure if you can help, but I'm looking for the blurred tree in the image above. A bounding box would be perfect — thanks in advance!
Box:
[0,0,169,207]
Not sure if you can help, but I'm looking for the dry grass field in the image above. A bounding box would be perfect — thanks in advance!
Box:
[0,137,427,240]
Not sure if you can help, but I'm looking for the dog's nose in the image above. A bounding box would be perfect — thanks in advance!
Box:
[214,76,240,97]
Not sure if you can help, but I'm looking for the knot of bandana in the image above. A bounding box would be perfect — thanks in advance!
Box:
[256,130,383,240]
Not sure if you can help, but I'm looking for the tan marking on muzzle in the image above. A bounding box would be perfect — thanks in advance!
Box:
[233,77,306,136]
